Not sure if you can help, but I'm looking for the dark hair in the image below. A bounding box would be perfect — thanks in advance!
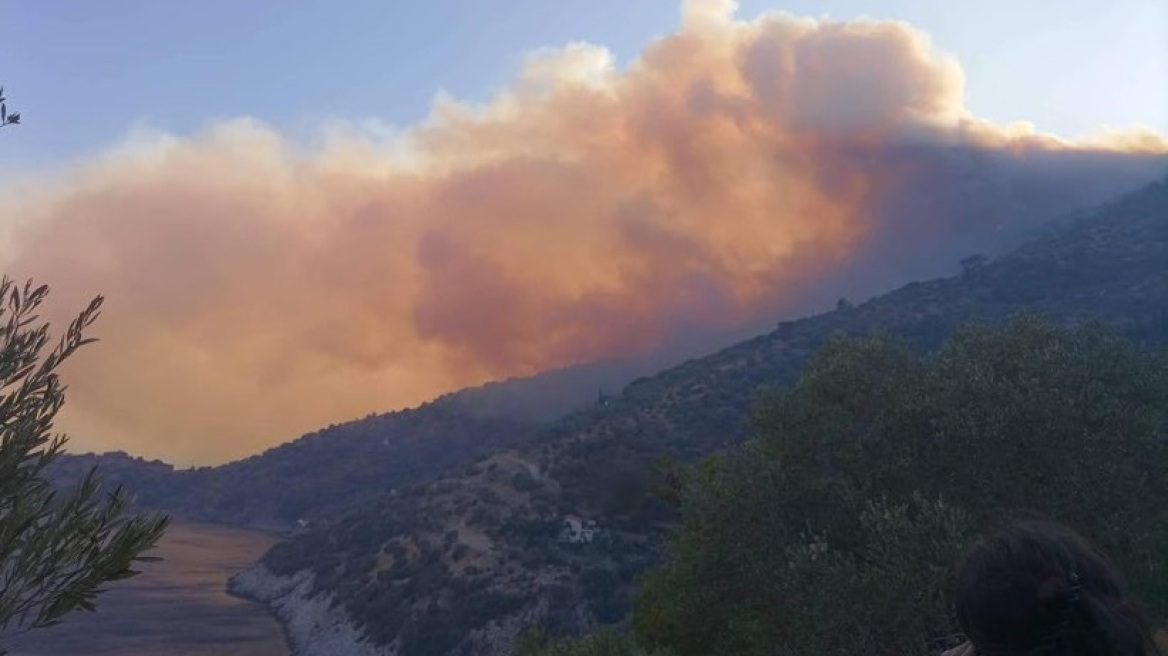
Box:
[955,519,1159,656]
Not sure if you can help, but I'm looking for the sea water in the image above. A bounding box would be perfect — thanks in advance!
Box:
[4,521,289,656]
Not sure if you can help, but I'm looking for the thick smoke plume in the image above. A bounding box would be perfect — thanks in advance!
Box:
[2,0,1165,464]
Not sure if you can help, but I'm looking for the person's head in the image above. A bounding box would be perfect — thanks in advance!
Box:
[955,519,1158,655]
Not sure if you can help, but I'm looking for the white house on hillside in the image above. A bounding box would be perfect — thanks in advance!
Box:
[558,515,599,544]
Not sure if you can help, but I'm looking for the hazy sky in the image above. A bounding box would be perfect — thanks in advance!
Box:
[2,0,1165,169]
[0,1,1165,465]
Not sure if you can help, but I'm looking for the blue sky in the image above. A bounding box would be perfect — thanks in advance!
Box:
[2,0,1165,170]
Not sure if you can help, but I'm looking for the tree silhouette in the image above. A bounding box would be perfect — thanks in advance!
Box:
[0,86,167,653]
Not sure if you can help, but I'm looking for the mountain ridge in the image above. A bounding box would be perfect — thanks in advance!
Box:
[47,357,657,530]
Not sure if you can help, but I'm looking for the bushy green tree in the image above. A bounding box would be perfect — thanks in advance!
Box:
[0,279,169,652]
[635,313,1168,656]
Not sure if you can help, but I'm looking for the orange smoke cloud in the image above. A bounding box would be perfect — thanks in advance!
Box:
[2,1,1165,465]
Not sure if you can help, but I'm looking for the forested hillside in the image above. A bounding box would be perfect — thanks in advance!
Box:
[48,358,650,529]
[256,176,1168,656]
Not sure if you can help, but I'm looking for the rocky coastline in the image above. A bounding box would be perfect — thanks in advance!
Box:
[228,564,393,656]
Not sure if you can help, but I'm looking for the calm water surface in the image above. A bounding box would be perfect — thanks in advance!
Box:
[5,521,290,656]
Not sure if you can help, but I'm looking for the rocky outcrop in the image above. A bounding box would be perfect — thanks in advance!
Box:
[229,564,394,656]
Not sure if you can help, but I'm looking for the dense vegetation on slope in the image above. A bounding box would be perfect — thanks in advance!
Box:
[48,359,647,529]
[48,406,538,528]
[260,176,1168,656]
[631,317,1168,656]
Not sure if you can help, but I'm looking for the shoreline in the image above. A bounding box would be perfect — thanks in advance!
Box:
[225,574,297,656]
[227,563,393,656]
[159,516,301,655]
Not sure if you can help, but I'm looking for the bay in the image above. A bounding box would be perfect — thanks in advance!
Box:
[3,521,290,656]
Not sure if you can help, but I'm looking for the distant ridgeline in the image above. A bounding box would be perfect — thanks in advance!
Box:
[46,356,659,530]
[240,176,1168,656]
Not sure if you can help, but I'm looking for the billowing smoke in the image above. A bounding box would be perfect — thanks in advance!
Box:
[2,0,1165,464]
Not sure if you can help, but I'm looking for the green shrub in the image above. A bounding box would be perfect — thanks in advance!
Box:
[633,315,1168,656]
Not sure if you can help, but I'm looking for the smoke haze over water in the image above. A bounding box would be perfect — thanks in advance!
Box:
[2,0,1165,464]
